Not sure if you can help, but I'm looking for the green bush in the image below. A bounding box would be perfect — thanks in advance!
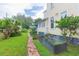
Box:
[32,34,39,40]
[0,29,3,32]
[0,32,5,40]
[21,28,27,32]
[10,31,21,37]
[0,18,21,39]
[30,27,38,40]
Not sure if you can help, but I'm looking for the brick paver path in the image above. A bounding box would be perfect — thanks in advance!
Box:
[27,34,40,56]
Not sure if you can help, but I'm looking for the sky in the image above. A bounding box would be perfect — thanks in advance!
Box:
[0,3,46,19]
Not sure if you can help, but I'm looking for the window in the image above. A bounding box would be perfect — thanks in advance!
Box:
[40,23,42,27]
[38,22,45,28]
[50,17,54,28]
[38,24,40,28]
[38,23,41,28]
[61,11,67,18]
[42,22,45,27]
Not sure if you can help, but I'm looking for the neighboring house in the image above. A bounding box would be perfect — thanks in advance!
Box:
[37,3,79,37]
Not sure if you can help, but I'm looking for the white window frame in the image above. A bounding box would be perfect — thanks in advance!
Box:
[61,11,67,18]
[50,17,54,28]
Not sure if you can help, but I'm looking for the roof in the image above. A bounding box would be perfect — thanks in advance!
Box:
[43,10,47,13]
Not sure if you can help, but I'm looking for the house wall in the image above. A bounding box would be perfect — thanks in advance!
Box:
[37,19,48,34]
[49,3,79,35]
[37,3,79,36]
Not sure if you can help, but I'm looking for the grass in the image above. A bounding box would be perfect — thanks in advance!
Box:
[33,39,79,56]
[54,44,79,56]
[33,39,53,56]
[0,32,28,56]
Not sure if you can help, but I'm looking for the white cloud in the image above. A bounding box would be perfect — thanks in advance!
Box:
[0,0,51,3]
[0,3,32,18]
[34,3,46,19]
[0,3,46,19]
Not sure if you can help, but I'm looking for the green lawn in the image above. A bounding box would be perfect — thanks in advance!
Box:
[54,44,79,56]
[33,40,53,56]
[33,39,79,56]
[0,32,28,56]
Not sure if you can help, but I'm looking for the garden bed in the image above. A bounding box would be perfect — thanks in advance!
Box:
[38,34,67,54]
[33,39,79,56]
[33,39,53,56]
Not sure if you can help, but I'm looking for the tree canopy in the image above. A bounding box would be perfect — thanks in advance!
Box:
[56,16,79,38]
[12,14,33,29]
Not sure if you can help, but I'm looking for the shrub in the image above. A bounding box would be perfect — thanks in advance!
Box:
[30,27,39,40]
[10,31,21,37]
[0,18,21,39]
[21,28,27,32]
[32,34,40,40]
[0,32,5,40]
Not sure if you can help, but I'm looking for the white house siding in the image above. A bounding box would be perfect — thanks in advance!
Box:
[37,3,79,36]
[47,3,79,35]
[37,19,48,34]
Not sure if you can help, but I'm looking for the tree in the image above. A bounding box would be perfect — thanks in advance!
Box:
[12,14,33,29]
[68,16,79,37]
[2,18,13,39]
[10,20,21,37]
[56,17,68,42]
[56,16,79,42]
[30,18,42,40]
[0,17,21,39]
[0,19,3,32]
[23,17,33,29]
[34,18,42,27]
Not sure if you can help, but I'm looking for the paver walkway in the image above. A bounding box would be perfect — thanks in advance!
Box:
[27,34,40,56]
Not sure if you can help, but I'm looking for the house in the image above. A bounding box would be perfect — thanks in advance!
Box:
[37,3,79,37]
